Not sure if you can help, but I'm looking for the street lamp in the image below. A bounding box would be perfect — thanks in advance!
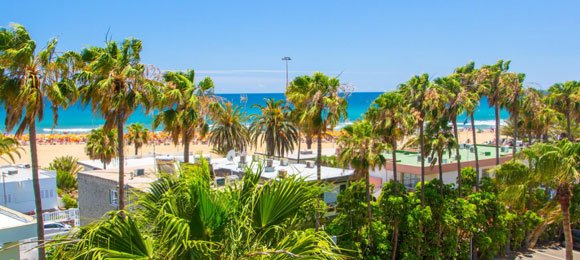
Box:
[281,57,291,87]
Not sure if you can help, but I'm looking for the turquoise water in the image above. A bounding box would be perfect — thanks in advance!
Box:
[0,92,508,133]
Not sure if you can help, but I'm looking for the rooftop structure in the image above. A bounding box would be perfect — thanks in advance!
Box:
[0,205,36,260]
[0,165,58,213]
[371,145,514,189]
[211,156,353,182]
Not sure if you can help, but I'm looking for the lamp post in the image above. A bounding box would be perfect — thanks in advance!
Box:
[282,57,291,87]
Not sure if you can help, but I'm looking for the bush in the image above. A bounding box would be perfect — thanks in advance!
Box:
[62,193,78,208]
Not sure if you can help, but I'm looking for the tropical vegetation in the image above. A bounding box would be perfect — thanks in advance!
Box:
[1,23,580,259]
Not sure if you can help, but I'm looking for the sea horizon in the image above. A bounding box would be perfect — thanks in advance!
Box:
[0,92,509,134]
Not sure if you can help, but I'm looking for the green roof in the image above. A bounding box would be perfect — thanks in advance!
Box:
[384,145,513,167]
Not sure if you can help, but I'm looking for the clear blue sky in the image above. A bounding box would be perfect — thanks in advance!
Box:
[3,1,579,93]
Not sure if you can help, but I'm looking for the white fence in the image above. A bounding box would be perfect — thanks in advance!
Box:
[42,208,80,227]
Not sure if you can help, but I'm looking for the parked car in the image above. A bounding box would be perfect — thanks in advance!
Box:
[43,222,71,234]
[560,229,580,249]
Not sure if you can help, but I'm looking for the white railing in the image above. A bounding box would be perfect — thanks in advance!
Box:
[43,208,80,227]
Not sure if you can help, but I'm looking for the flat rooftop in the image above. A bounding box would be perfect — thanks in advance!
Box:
[385,144,513,167]
[211,157,354,182]
[0,206,35,229]
[79,168,158,191]
[78,154,210,171]
[275,148,337,161]
[0,165,55,182]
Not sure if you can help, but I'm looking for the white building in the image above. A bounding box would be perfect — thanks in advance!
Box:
[211,156,354,205]
[0,205,36,260]
[0,165,58,214]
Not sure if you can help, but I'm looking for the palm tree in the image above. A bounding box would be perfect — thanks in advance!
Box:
[249,98,299,157]
[453,62,482,190]
[365,91,413,188]
[153,70,209,162]
[337,120,386,245]
[286,72,348,182]
[478,60,511,165]
[501,72,525,157]
[208,102,249,155]
[435,75,476,195]
[48,156,82,194]
[0,24,78,259]
[78,38,157,211]
[425,120,457,194]
[50,162,341,259]
[0,135,22,164]
[547,81,580,141]
[126,123,150,156]
[399,73,431,206]
[85,128,118,169]
[527,141,580,259]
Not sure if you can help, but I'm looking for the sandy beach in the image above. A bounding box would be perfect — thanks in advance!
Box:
[10,129,499,168]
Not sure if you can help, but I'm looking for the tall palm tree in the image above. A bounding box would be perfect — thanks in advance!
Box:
[435,75,476,195]
[286,72,347,182]
[478,60,511,165]
[453,62,482,190]
[208,102,249,155]
[547,81,580,141]
[0,24,78,259]
[85,128,118,169]
[249,98,298,157]
[520,88,557,143]
[153,70,209,162]
[0,135,22,164]
[365,91,413,188]
[528,141,580,259]
[365,91,412,259]
[501,72,525,157]
[425,120,457,194]
[337,120,386,245]
[78,38,157,211]
[399,73,431,206]
[126,123,150,156]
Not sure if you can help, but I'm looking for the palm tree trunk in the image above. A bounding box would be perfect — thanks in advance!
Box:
[365,168,373,246]
[470,113,480,191]
[419,122,425,207]
[392,139,398,193]
[512,107,518,157]
[134,143,138,156]
[495,104,500,165]
[117,114,125,211]
[183,132,190,163]
[453,117,462,196]
[566,114,572,141]
[317,129,322,181]
[314,128,322,231]
[306,135,313,150]
[559,185,574,260]
[29,122,46,260]
[297,129,301,163]
[438,153,443,195]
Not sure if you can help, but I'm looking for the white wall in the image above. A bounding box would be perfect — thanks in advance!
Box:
[0,176,58,214]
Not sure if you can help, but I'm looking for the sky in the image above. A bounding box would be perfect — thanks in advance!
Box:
[3,1,580,93]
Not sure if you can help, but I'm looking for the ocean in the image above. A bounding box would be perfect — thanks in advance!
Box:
[0,92,509,134]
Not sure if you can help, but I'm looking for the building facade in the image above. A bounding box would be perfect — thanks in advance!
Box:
[0,165,58,214]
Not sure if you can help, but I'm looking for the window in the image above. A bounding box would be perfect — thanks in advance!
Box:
[403,173,419,189]
[110,190,118,206]
[49,189,54,198]
[6,194,11,203]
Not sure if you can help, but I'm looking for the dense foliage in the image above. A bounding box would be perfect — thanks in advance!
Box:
[49,161,341,259]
